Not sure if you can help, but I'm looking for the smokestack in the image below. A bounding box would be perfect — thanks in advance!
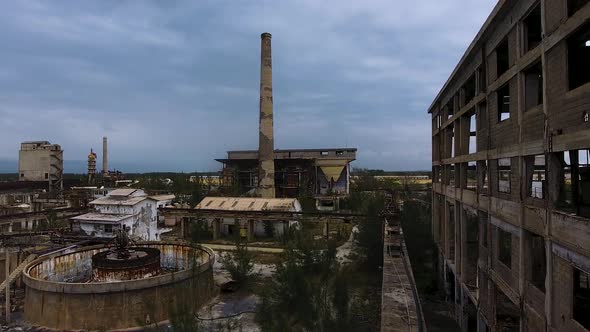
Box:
[102,136,108,175]
[258,32,275,198]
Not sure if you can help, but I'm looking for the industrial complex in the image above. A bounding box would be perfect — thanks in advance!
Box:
[429,1,590,331]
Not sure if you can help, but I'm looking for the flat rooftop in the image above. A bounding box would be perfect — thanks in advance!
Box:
[217,148,357,162]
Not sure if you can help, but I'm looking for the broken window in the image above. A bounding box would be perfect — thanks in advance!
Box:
[320,151,329,156]
[497,84,511,122]
[477,65,487,94]
[568,21,590,90]
[44,173,49,179]
[104,224,113,234]
[464,74,476,105]
[469,111,477,154]
[527,155,546,199]
[523,4,542,52]
[557,149,590,217]
[479,160,489,194]
[467,161,477,190]
[496,38,510,77]
[449,164,455,187]
[498,227,512,268]
[433,166,442,183]
[569,0,590,16]
[524,61,543,110]
[528,232,546,291]
[498,158,511,193]
[574,267,590,329]
[444,98,454,119]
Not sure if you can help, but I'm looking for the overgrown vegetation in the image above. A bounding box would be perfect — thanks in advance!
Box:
[256,191,385,331]
[220,239,257,285]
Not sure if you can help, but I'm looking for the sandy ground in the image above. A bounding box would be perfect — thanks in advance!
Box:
[336,225,358,265]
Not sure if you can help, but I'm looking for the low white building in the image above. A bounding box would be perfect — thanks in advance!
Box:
[71,189,163,241]
[194,197,302,239]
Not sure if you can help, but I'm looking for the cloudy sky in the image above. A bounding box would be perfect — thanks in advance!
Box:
[0,0,496,172]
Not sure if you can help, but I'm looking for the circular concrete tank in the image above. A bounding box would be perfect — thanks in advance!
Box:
[23,242,216,331]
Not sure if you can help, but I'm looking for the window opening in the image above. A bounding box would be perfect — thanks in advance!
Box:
[497,38,510,77]
[497,84,511,122]
[498,158,511,193]
[467,161,477,190]
[524,61,543,109]
[498,227,512,268]
[523,4,542,52]
[529,232,546,291]
[568,21,590,90]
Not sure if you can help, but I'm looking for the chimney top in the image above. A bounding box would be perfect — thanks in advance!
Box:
[261,32,272,39]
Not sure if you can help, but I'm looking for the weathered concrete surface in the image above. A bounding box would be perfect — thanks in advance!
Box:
[381,220,423,332]
[258,32,275,198]
[22,242,216,331]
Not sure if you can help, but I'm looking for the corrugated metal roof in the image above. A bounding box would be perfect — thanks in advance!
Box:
[195,197,301,212]
[70,212,133,223]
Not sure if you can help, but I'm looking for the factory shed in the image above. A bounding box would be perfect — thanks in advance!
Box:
[194,197,301,240]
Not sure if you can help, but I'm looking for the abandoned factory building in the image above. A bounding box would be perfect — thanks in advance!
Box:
[429,1,590,331]
[217,148,356,209]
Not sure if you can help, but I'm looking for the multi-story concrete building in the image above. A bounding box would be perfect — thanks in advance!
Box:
[217,148,356,210]
[71,189,162,241]
[18,141,63,191]
[429,1,590,331]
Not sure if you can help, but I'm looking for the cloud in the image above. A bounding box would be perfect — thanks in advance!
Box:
[0,0,496,171]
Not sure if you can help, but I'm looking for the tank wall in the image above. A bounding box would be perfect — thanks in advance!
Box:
[23,243,216,330]
[25,268,215,330]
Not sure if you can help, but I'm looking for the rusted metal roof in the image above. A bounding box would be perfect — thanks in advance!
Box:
[195,197,301,212]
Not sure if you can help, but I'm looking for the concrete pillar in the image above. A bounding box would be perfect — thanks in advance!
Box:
[213,219,220,240]
[7,223,12,233]
[247,220,254,242]
[323,221,330,239]
[5,249,10,324]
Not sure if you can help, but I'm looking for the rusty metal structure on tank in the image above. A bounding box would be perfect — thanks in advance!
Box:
[258,32,276,198]
[91,227,161,281]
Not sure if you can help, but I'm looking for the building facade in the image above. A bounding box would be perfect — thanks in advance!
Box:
[217,148,356,210]
[71,189,161,241]
[194,196,301,240]
[18,141,63,191]
[429,1,590,331]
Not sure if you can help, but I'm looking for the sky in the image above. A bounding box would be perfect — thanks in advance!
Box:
[0,0,497,173]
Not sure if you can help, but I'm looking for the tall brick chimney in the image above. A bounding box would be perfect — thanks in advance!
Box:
[102,136,108,175]
[258,32,275,198]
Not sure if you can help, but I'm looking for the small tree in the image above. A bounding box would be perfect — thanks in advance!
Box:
[220,240,256,284]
